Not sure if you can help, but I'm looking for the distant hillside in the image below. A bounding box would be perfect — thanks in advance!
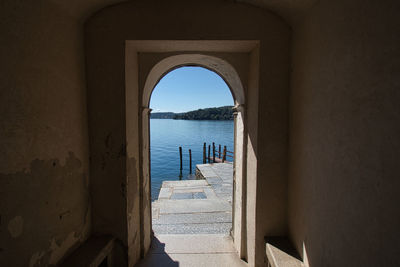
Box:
[174,106,233,120]
[150,112,175,119]
[150,106,234,120]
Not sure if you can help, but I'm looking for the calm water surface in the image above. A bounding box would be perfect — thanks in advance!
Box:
[150,119,234,200]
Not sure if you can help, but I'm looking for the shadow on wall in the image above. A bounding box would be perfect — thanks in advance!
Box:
[0,152,90,266]
[134,237,179,267]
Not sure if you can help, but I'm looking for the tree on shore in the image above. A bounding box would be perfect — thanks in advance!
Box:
[173,106,233,120]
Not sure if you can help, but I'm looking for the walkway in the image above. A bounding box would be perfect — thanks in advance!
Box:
[135,163,246,267]
[135,234,246,267]
[196,163,234,204]
[152,163,233,234]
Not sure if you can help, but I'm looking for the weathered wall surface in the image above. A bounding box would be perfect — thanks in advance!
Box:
[288,0,400,266]
[85,1,290,265]
[0,1,91,266]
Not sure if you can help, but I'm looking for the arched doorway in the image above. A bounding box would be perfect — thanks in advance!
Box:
[123,41,261,266]
[141,54,247,258]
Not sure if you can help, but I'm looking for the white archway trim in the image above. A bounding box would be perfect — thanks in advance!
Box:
[140,52,247,259]
[124,40,261,266]
[142,54,245,107]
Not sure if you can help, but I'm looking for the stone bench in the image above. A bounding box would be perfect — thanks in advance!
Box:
[60,235,115,267]
[265,237,304,267]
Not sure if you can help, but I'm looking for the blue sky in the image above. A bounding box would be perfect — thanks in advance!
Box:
[150,66,234,113]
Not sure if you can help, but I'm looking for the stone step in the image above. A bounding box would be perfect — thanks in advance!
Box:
[135,234,246,267]
[152,211,232,225]
[152,234,236,253]
[162,180,208,188]
[152,223,232,235]
[196,164,219,178]
[152,163,233,236]
[155,199,231,214]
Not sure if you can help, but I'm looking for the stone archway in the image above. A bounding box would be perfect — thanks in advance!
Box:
[142,54,245,107]
[141,53,246,252]
[124,40,260,266]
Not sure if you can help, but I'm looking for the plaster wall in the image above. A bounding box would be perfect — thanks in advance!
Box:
[85,1,290,266]
[0,1,91,266]
[288,0,400,266]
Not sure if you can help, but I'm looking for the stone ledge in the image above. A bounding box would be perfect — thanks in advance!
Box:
[265,237,303,267]
[59,235,115,267]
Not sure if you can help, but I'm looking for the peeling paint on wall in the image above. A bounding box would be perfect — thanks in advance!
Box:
[28,232,83,267]
[0,152,90,266]
[48,232,79,265]
[29,251,46,267]
[8,216,23,238]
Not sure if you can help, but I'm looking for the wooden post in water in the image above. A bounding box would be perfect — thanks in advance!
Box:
[223,146,227,162]
[208,145,211,163]
[179,146,182,170]
[189,149,192,174]
[212,142,215,163]
[203,143,206,163]
[219,144,221,160]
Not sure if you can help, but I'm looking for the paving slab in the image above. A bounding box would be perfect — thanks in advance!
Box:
[170,192,207,200]
[135,235,246,267]
[173,187,205,193]
[193,192,207,199]
[157,199,231,214]
[205,177,223,184]
[158,187,172,199]
[152,212,231,225]
[135,253,247,267]
[152,222,232,235]
[145,164,239,265]
[212,184,233,194]
[202,187,218,199]
[153,234,236,253]
[153,163,233,235]
[170,192,194,200]
[196,164,218,177]
[162,180,208,187]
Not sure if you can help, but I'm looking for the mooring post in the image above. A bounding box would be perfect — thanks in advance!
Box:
[223,146,227,162]
[219,144,221,159]
[189,149,192,174]
[179,146,182,170]
[203,143,206,163]
[208,145,211,163]
[212,142,215,163]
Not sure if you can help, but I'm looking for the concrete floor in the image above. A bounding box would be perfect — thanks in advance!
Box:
[196,163,234,204]
[136,163,246,266]
[135,234,247,267]
[152,163,233,235]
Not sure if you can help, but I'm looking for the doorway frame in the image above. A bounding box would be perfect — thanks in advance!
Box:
[125,40,260,265]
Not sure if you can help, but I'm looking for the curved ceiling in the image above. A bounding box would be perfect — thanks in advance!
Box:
[238,0,317,22]
[50,0,317,24]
